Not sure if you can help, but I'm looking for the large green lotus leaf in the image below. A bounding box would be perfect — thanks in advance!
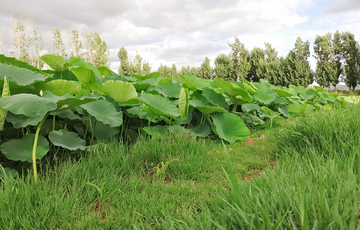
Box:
[81,100,123,127]
[158,77,172,84]
[202,88,229,110]
[40,79,80,96]
[241,103,260,113]
[140,93,180,119]
[178,88,189,120]
[275,89,293,97]
[40,54,67,72]
[70,65,101,92]
[93,120,119,139]
[49,129,87,151]
[0,134,49,162]
[243,80,257,94]
[57,96,99,110]
[6,112,44,128]
[0,63,50,86]
[133,78,157,92]
[212,113,250,143]
[196,105,227,115]
[252,82,269,91]
[97,66,124,78]
[214,78,253,102]
[102,75,128,83]
[259,79,272,89]
[178,74,210,90]
[289,85,306,94]
[0,94,57,117]
[174,112,192,125]
[313,86,325,92]
[101,80,138,103]
[192,124,211,137]
[278,105,290,117]
[318,92,335,102]
[52,69,78,81]
[189,99,212,107]
[131,72,160,81]
[299,89,316,100]
[157,83,182,98]
[288,104,314,114]
[254,89,276,105]
[126,107,148,119]
[274,96,287,105]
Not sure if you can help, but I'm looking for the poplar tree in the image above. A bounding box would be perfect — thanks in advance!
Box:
[248,47,265,82]
[10,14,27,60]
[229,37,251,81]
[171,64,177,77]
[341,31,360,90]
[118,47,131,76]
[191,67,200,77]
[180,66,191,75]
[199,57,213,79]
[158,64,172,78]
[51,28,66,57]
[68,30,82,57]
[214,53,234,81]
[0,34,4,54]
[28,24,44,68]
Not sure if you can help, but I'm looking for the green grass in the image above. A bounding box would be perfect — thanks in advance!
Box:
[1,104,360,229]
[0,131,273,229]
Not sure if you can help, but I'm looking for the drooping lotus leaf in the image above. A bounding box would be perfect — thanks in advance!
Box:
[318,92,335,102]
[313,86,325,92]
[241,103,260,113]
[0,94,57,117]
[93,120,120,139]
[275,89,293,97]
[178,88,189,120]
[212,112,250,143]
[57,96,100,110]
[252,82,269,91]
[158,77,172,84]
[70,65,101,92]
[259,79,272,89]
[140,93,180,119]
[0,63,50,86]
[214,78,253,102]
[49,129,87,151]
[189,99,213,107]
[174,112,193,125]
[192,123,211,137]
[0,134,49,162]
[243,80,257,94]
[278,105,290,117]
[40,54,67,72]
[168,125,191,136]
[133,78,158,92]
[142,125,168,136]
[254,89,276,105]
[102,75,128,83]
[55,109,82,121]
[202,88,229,110]
[289,84,306,93]
[101,80,138,103]
[40,79,80,96]
[81,100,123,127]
[196,105,227,115]
[6,112,44,128]
[299,89,316,100]
[126,107,148,119]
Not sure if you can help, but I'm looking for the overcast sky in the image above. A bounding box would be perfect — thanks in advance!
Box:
[0,0,360,72]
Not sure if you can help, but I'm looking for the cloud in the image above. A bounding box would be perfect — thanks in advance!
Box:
[322,0,360,15]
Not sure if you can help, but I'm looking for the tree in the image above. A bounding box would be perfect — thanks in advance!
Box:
[82,30,110,67]
[0,33,4,54]
[191,67,200,76]
[180,66,191,75]
[248,47,265,82]
[229,37,251,81]
[199,57,213,79]
[68,30,82,57]
[313,33,337,88]
[10,14,28,61]
[264,43,278,63]
[214,53,234,81]
[51,28,66,57]
[158,64,172,78]
[117,47,131,76]
[142,60,151,75]
[171,64,177,77]
[28,24,44,68]
[341,31,360,90]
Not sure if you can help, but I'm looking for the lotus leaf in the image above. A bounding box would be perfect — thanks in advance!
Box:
[212,112,250,143]
[101,80,138,103]
[49,129,87,151]
[81,100,123,127]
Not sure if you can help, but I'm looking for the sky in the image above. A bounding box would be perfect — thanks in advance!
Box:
[0,0,360,73]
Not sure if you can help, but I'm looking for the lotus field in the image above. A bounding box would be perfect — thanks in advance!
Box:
[0,54,346,180]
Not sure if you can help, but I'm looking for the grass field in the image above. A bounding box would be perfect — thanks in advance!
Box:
[1,104,360,229]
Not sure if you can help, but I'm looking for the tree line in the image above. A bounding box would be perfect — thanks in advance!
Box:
[1,14,360,89]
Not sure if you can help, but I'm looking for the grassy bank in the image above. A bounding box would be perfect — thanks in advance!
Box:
[1,104,360,229]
